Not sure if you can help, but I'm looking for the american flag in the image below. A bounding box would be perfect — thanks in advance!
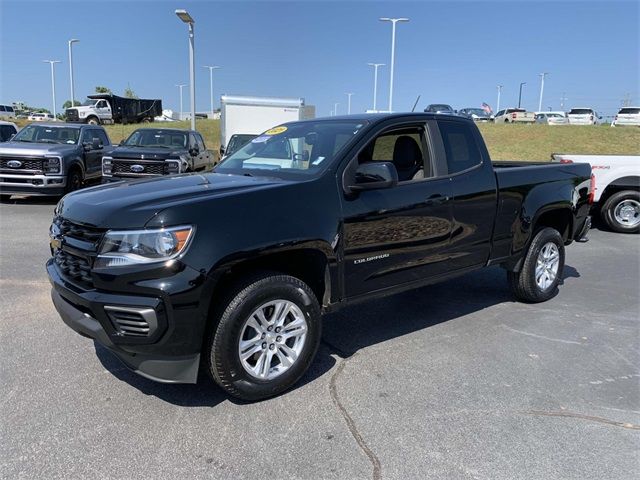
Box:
[481,102,492,114]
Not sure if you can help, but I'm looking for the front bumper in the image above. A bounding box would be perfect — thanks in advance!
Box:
[0,173,66,196]
[47,259,206,383]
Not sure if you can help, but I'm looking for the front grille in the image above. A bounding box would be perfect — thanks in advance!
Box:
[0,156,45,173]
[104,306,157,337]
[51,216,105,288]
[112,159,168,176]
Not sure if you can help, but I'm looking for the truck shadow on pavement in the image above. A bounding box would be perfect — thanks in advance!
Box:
[94,265,579,407]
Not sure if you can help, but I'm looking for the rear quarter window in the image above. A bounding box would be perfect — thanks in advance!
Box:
[438,121,482,175]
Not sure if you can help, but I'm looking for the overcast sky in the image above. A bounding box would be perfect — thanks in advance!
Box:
[1,0,638,115]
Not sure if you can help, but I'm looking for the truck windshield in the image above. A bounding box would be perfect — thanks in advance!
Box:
[122,129,188,149]
[82,99,97,106]
[215,120,366,178]
[12,125,80,144]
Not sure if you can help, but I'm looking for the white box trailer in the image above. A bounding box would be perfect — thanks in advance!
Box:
[220,95,315,155]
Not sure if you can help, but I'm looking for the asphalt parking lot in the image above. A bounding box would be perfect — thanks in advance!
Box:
[1,197,638,480]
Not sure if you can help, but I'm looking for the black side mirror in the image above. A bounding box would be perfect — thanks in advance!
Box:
[92,138,102,150]
[349,162,398,192]
[190,146,200,156]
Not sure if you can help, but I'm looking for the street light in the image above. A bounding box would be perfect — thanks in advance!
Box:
[496,85,503,113]
[68,39,79,108]
[345,93,353,114]
[367,63,385,111]
[43,60,61,118]
[175,84,187,120]
[175,9,196,130]
[518,82,526,109]
[203,65,221,119]
[334,103,339,116]
[538,72,549,112]
[379,17,409,112]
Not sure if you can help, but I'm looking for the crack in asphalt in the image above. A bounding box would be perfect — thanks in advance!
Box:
[324,340,382,480]
[523,410,640,430]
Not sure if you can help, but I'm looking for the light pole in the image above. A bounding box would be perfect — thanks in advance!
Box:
[175,84,186,120]
[43,60,61,118]
[379,17,409,112]
[68,39,79,107]
[345,93,353,114]
[496,85,503,113]
[367,63,384,111]
[203,65,221,119]
[518,82,526,109]
[176,9,196,130]
[334,103,339,116]
[538,72,549,112]
[560,92,567,110]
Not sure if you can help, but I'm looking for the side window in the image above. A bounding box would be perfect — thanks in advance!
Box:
[438,121,482,175]
[93,130,109,146]
[195,133,206,151]
[359,125,433,182]
[189,133,197,149]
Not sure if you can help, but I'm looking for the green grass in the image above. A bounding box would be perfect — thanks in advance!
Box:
[12,118,639,162]
[477,123,640,161]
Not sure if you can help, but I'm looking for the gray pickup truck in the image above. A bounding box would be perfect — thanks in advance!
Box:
[0,122,112,200]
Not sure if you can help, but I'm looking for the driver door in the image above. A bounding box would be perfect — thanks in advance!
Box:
[80,128,105,178]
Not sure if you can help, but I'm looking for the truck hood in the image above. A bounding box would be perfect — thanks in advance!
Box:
[57,172,285,228]
[0,142,79,156]
[108,146,185,160]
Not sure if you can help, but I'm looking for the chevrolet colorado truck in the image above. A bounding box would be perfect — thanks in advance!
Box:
[47,113,592,401]
[0,122,111,199]
[102,128,214,180]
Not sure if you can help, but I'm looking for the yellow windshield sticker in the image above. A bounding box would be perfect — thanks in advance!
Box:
[264,126,287,135]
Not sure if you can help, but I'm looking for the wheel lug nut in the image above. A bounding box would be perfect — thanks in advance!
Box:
[269,344,275,350]
[262,342,267,349]
[276,336,282,342]
[267,326,273,332]
[275,327,281,333]
[261,333,266,339]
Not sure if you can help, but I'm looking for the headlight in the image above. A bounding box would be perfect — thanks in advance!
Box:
[94,225,194,268]
[166,159,181,174]
[102,156,112,176]
[44,156,61,174]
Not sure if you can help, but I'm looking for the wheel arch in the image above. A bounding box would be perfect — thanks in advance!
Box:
[598,176,640,205]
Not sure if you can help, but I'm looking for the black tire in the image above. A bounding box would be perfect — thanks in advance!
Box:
[86,117,100,125]
[65,167,83,194]
[207,273,322,401]
[507,227,565,303]
[600,190,640,234]
[0,194,11,202]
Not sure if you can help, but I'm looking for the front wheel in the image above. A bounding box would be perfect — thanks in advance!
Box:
[507,227,565,303]
[65,168,83,194]
[86,117,100,125]
[207,273,322,401]
[601,190,640,234]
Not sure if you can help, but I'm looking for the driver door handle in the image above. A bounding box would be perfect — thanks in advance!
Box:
[425,195,450,206]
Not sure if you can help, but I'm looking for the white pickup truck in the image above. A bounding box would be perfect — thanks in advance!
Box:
[494,108,536,123]
[552,154,639,233]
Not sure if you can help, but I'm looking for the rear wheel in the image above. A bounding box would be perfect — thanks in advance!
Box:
[507,227,565,303]
[207,273,322,401]
[86,117,100,125]
[601,190,640,234]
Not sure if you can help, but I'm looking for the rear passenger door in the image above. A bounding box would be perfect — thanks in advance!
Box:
[436,120,498,271]
[341,120,453,298]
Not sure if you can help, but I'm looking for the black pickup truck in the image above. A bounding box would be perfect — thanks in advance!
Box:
[102,128,214,180]
[47,113,592,401]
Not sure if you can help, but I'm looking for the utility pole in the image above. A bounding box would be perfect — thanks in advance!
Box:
[68,39,79,107]
[203,65,221,119]
[43,60,61,117]
[518,82,526,109]
[379,17,409,112]
[175,9,196,130]
[538,72,549,112]
[367,63,384,111]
